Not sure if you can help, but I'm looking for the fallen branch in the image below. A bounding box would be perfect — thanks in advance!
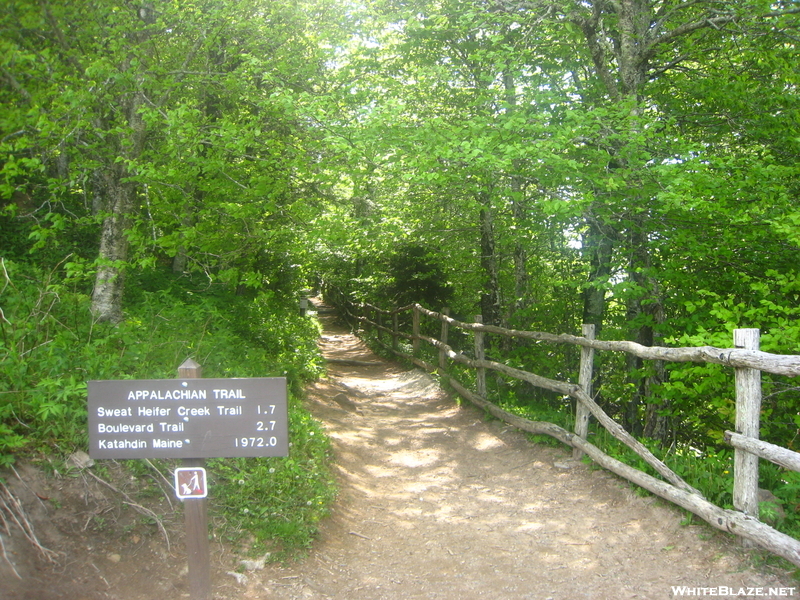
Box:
[143,458,175,510]
[0,478,60,574]
[85,470,171,552]
[0,499,22,579]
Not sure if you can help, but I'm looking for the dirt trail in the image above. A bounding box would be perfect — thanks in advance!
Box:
[241,306,796,600]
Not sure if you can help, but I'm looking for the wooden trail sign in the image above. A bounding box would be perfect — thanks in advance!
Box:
[87,376,289,460]
[86,360,289,600]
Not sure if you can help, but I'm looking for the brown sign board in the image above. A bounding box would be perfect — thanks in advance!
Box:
[87,377,288,459]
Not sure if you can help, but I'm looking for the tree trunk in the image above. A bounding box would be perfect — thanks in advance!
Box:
[581,218,613,336]
[621,219,671,442]
[478,191,501,328]
[172,203,197,273]
[623,221,649,436]
[643,282,669,443]
[91,90,148,323]
[91,167,134,323]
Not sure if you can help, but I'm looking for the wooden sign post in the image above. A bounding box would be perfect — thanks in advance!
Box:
[86,360,290,600]
[177,359,211,600]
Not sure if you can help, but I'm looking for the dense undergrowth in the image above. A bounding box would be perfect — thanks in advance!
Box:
[0,258,336,558]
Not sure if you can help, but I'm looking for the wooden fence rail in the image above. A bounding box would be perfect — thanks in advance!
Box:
[330,296,800,566]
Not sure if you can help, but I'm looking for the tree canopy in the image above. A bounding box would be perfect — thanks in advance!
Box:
[2,0,799,451]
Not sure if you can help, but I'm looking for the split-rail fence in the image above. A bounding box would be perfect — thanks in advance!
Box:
[325,294,800,566]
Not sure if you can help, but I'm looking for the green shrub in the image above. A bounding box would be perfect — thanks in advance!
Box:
[210,401,336,557]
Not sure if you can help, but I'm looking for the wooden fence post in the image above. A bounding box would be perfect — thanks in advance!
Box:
[573,324,595,460]
[364,305,372,335]
[439,308,450,371]
[475,315,486,398]
[177,358,211,600]
[376,310,383,343]
[412,305,421,357]
[733,328,762,545]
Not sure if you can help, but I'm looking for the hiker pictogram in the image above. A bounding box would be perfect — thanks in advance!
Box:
[174,467,207,499]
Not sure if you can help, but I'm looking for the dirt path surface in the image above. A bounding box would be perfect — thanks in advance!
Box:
[240,307,796,600]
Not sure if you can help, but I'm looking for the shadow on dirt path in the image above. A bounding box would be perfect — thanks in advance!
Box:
[237,302,796,600]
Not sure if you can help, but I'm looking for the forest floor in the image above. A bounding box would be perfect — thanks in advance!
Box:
[1,303,798,599]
